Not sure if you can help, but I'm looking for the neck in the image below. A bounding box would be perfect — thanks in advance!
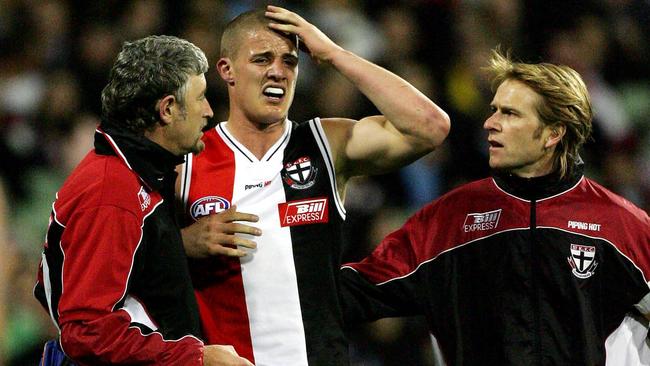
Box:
[143,126,177,156]
[510,154,556,178]
[492,165,577,201]
[225,116,286,160]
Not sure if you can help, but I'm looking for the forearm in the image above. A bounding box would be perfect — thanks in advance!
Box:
[56,207,204,365]
[60,314,204,365]
[340,266,420,324]
[265,5,449,149]
[327,49,450,147]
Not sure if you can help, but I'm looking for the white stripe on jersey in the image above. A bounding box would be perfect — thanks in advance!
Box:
[218,121,309,365]
[180,152,193,208]
[308,118,346,220]
[122,295,158,331]
[41,252,61,332]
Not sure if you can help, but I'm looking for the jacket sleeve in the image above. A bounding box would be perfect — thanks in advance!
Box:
[56,205,204,365]
[340,207,432,324]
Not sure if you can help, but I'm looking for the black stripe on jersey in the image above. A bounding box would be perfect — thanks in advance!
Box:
[282,120,349,365]
[266,127,291,162]
[218,123,253,162]
[309,120,334,177]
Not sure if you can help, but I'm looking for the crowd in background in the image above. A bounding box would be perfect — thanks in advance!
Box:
[0,0,648,364]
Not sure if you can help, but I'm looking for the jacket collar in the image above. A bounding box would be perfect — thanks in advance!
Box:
[492,161,584,201]
[94,125,184,192]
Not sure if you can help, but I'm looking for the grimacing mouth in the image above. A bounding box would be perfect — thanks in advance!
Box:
[262,84,285,99]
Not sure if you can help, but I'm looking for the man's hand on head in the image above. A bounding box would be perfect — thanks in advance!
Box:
[265,5,344,64]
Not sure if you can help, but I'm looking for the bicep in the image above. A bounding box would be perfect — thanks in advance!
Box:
[323,117,430,178]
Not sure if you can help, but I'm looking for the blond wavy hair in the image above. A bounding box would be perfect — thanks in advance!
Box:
[486,49,593,179]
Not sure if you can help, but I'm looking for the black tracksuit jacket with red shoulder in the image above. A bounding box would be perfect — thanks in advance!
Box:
[342,164,650,365]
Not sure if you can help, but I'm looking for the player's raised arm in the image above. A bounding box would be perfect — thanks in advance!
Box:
[265,5,450,179]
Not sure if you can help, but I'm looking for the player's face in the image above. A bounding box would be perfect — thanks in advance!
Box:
[170,73,213,155]
[228,28,298,125]
[484,79,556,177]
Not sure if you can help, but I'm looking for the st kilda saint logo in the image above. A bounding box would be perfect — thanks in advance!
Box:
[567,244,598,279]
[282,156,317,190]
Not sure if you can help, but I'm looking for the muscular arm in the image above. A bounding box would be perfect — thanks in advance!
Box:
[324,50,449,176]
[266,5,450,181]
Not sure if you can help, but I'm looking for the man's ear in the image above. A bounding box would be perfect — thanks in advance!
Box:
[158,95,176,126]
[545,124,566,149]
[217,58,234,85]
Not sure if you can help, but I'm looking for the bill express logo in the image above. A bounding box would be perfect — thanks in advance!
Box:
[463,209,502,232]
[278,197,329,227]
[190,196,231,220]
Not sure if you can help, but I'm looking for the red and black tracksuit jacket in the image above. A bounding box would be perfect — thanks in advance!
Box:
[34,127,205,365]
[342,164,650,365]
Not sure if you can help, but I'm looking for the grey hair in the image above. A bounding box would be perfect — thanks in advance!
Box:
[101,35,208,134]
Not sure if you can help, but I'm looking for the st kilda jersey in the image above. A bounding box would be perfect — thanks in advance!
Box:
[342,164,650,365]
[180,119,349,365]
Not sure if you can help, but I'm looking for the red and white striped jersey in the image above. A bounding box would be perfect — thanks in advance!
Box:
[180,119,349,365]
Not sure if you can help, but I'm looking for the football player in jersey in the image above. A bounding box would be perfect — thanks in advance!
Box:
[177,6,450,365]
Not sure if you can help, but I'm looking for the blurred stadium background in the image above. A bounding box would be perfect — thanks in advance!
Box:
[0,0,648,364]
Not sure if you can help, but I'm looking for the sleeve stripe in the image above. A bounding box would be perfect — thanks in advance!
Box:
[308,118,346,220]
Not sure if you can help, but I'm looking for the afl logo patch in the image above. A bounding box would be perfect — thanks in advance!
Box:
[190,196,230,220]
[282,156,317,190]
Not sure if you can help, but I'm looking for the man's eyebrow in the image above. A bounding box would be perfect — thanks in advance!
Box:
[492,103,522,115]
[251,51,273,58]
[503,105,522,114]
[250,50,298,60]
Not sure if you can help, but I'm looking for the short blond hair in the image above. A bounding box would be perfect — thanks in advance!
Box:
[486,49,593,179]
[220,10,298,60]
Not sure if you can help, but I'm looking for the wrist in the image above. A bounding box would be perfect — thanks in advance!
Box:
[320,46,348,65]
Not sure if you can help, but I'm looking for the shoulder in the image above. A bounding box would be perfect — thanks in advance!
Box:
[318,117,356,137]
[191,124,232,163]
[311,118,355,168]
[581,177,650,226]
[431,178,495,207]
[410,178,494,221]
[56,152,150,218]
[201,124,226,148]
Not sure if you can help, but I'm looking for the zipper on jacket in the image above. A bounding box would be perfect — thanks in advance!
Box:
[530,197,542,366]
